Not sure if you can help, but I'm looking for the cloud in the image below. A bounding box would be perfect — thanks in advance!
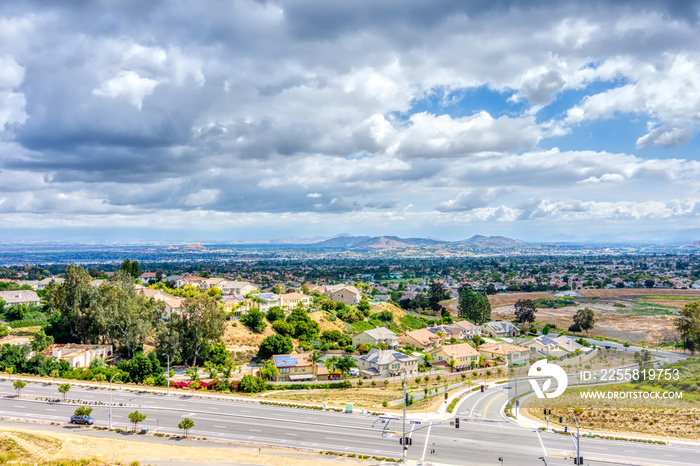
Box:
[93,71,159,110]
[184,189,219,207]
[0,56,25,88]
[436,188,509,212]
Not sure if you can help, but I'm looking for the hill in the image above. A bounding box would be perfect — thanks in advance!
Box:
[456,234,524,248]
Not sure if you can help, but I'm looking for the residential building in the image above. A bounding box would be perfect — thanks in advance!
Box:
[279,292,312,310]
[325,284,362,305]
[427,324,466,341]
[352,327,399,349]
[175,275,207,289]
[219,281,260,296]
[428,343,480,372]
[478,342,529,366]
[451,320,482,339]
[516,335,567,358]
[554,336,593,354]
[51,344,113,369]
[271,353,317,382]
[0,290,40,307]
[480,321,519,338]
[139,272,157,284]
[251,293,281,312]
[399,328,443,349]
[358,348,418,378]
[37,277,64,290]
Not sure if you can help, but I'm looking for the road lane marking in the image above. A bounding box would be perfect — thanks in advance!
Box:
[482,392,506,419]
[420,422,433,463]
[536,430,548,458]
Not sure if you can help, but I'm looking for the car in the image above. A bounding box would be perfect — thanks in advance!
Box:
[349,369,360,377]
[70,414,94,425]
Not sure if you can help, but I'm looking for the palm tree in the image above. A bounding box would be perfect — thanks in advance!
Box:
[448,359,457,373]
[335,355,358,380]
[324,355,339,380]
[310,350,323,378]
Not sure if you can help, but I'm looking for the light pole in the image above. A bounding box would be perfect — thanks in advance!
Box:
[568,409,580,464]
[109,373,120,430]
[402,369,407,463]
[162,353,171,396]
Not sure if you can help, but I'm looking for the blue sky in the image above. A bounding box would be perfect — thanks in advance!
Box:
[1,1,700,243]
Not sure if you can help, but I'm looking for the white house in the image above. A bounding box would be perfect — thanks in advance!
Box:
[51,344,113,369]
[352,328,399,349]
[358,349,418,378]
[0,290,41,307]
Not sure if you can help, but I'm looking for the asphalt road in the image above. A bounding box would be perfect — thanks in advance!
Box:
[1,376,699,466]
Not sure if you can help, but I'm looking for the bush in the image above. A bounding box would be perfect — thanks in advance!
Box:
[239,375,266,393]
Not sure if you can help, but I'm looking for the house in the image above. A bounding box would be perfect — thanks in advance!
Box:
[478,342,529,366]
[480,321,519,338]
[0,290,41,307]
[219,281,260,296]
[358,348,418,378]
[451,320,482,339]
[279,292,312,310]
[352,328,399,349]
[516,335,567,358]
[251,293,281,312]
[325,284,362,305]
[36,277,64,290]
[203,277,226,289]
[271,353,317,382]
[51,344,113,369]
[175,275,207,289]
[427,324,466,341]
[554,336,593,354]
[428,343,480,372]
[163,298,185,318]
[399,328,443,349]
[222,296,247,318]
[139,272,157,284]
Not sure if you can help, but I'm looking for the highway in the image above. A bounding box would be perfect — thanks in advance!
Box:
[0,375,699,465]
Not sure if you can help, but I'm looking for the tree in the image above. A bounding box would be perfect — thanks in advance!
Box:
[542,324,551,335]
[634,349,652,370]
[13,380,26,397]
[0,324,9,339]
[257,335,293,360]
[457,286,491,324]
[324,355,339,378]
[335,354,358,380]
[74,406,93,417]
[676,301,700,354]
[58,383,71,401]
[241,308,267,333]
[31,328,54,352]
[45,264,97,343]
[178,417,195,438]
[120,259,141,279]
[266,306,285,323]
[93,373,106,386]
[644,279,655,289]
[357,297,371,317]
[286,308,319,341]
[257,360,279,381]
[428,282,450,313]
[166,295,227,367]
[573,308,595,334]
[128,410,147,432]
[514,299,537,327]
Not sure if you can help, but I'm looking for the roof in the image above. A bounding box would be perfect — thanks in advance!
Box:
[479,342,529,356]
[401,328,441,346]
[280,292,310,300]
[482,321,517,333]
[254,293,279,302]
[534,335,559,346]
[273,353,311,368]
[452,320,480,331]
[430,343,479,359]
[361,327,397,340]
[0,290,40,305]
[360,348,416,365]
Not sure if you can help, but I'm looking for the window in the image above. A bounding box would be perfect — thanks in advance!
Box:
[280,368,289,374]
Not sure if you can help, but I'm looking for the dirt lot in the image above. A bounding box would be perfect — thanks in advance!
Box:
[0,425,366,465]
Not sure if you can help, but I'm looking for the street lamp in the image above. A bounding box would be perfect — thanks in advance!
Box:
[162,353,171,396]
[109,373,121,429]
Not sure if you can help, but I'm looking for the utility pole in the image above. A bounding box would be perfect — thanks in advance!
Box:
[109,373,120,429]
[569,409,581,464]
[514,374,518,417]
[402,369,407,463]
[162,353,171,396]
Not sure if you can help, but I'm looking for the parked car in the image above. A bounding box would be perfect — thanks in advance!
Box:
[349,369,360,377]
[70,414,94,425]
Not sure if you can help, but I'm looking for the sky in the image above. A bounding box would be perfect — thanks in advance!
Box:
[1,0,700,243]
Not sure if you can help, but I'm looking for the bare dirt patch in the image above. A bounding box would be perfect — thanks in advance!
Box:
[0,425,364,465]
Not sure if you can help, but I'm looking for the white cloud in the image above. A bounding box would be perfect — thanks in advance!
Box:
[0,91,26,128]
[0,56,25,88]
[184,189,219,207]
[93,71,158,110]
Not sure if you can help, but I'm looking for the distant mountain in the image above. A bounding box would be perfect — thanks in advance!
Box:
[456,235,524,248]
[681,240,700,248]
[351,236,443,250]
[314,235,372,248]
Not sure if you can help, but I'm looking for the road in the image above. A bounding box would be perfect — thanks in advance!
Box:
[0,377,699,465]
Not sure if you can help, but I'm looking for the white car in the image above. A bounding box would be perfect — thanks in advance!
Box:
[349,369,360,377]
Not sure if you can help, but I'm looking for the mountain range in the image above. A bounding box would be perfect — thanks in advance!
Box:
[312,234,525,250]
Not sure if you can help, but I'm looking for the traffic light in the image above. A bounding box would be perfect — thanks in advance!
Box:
[564,427,568,433]
[574,457,583,464]
[399,437,412,446]
[548,409,552,415]
[480,385,484,392]
[559,416,563,423]
[455,417,460,428]
[444,392,448,400]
